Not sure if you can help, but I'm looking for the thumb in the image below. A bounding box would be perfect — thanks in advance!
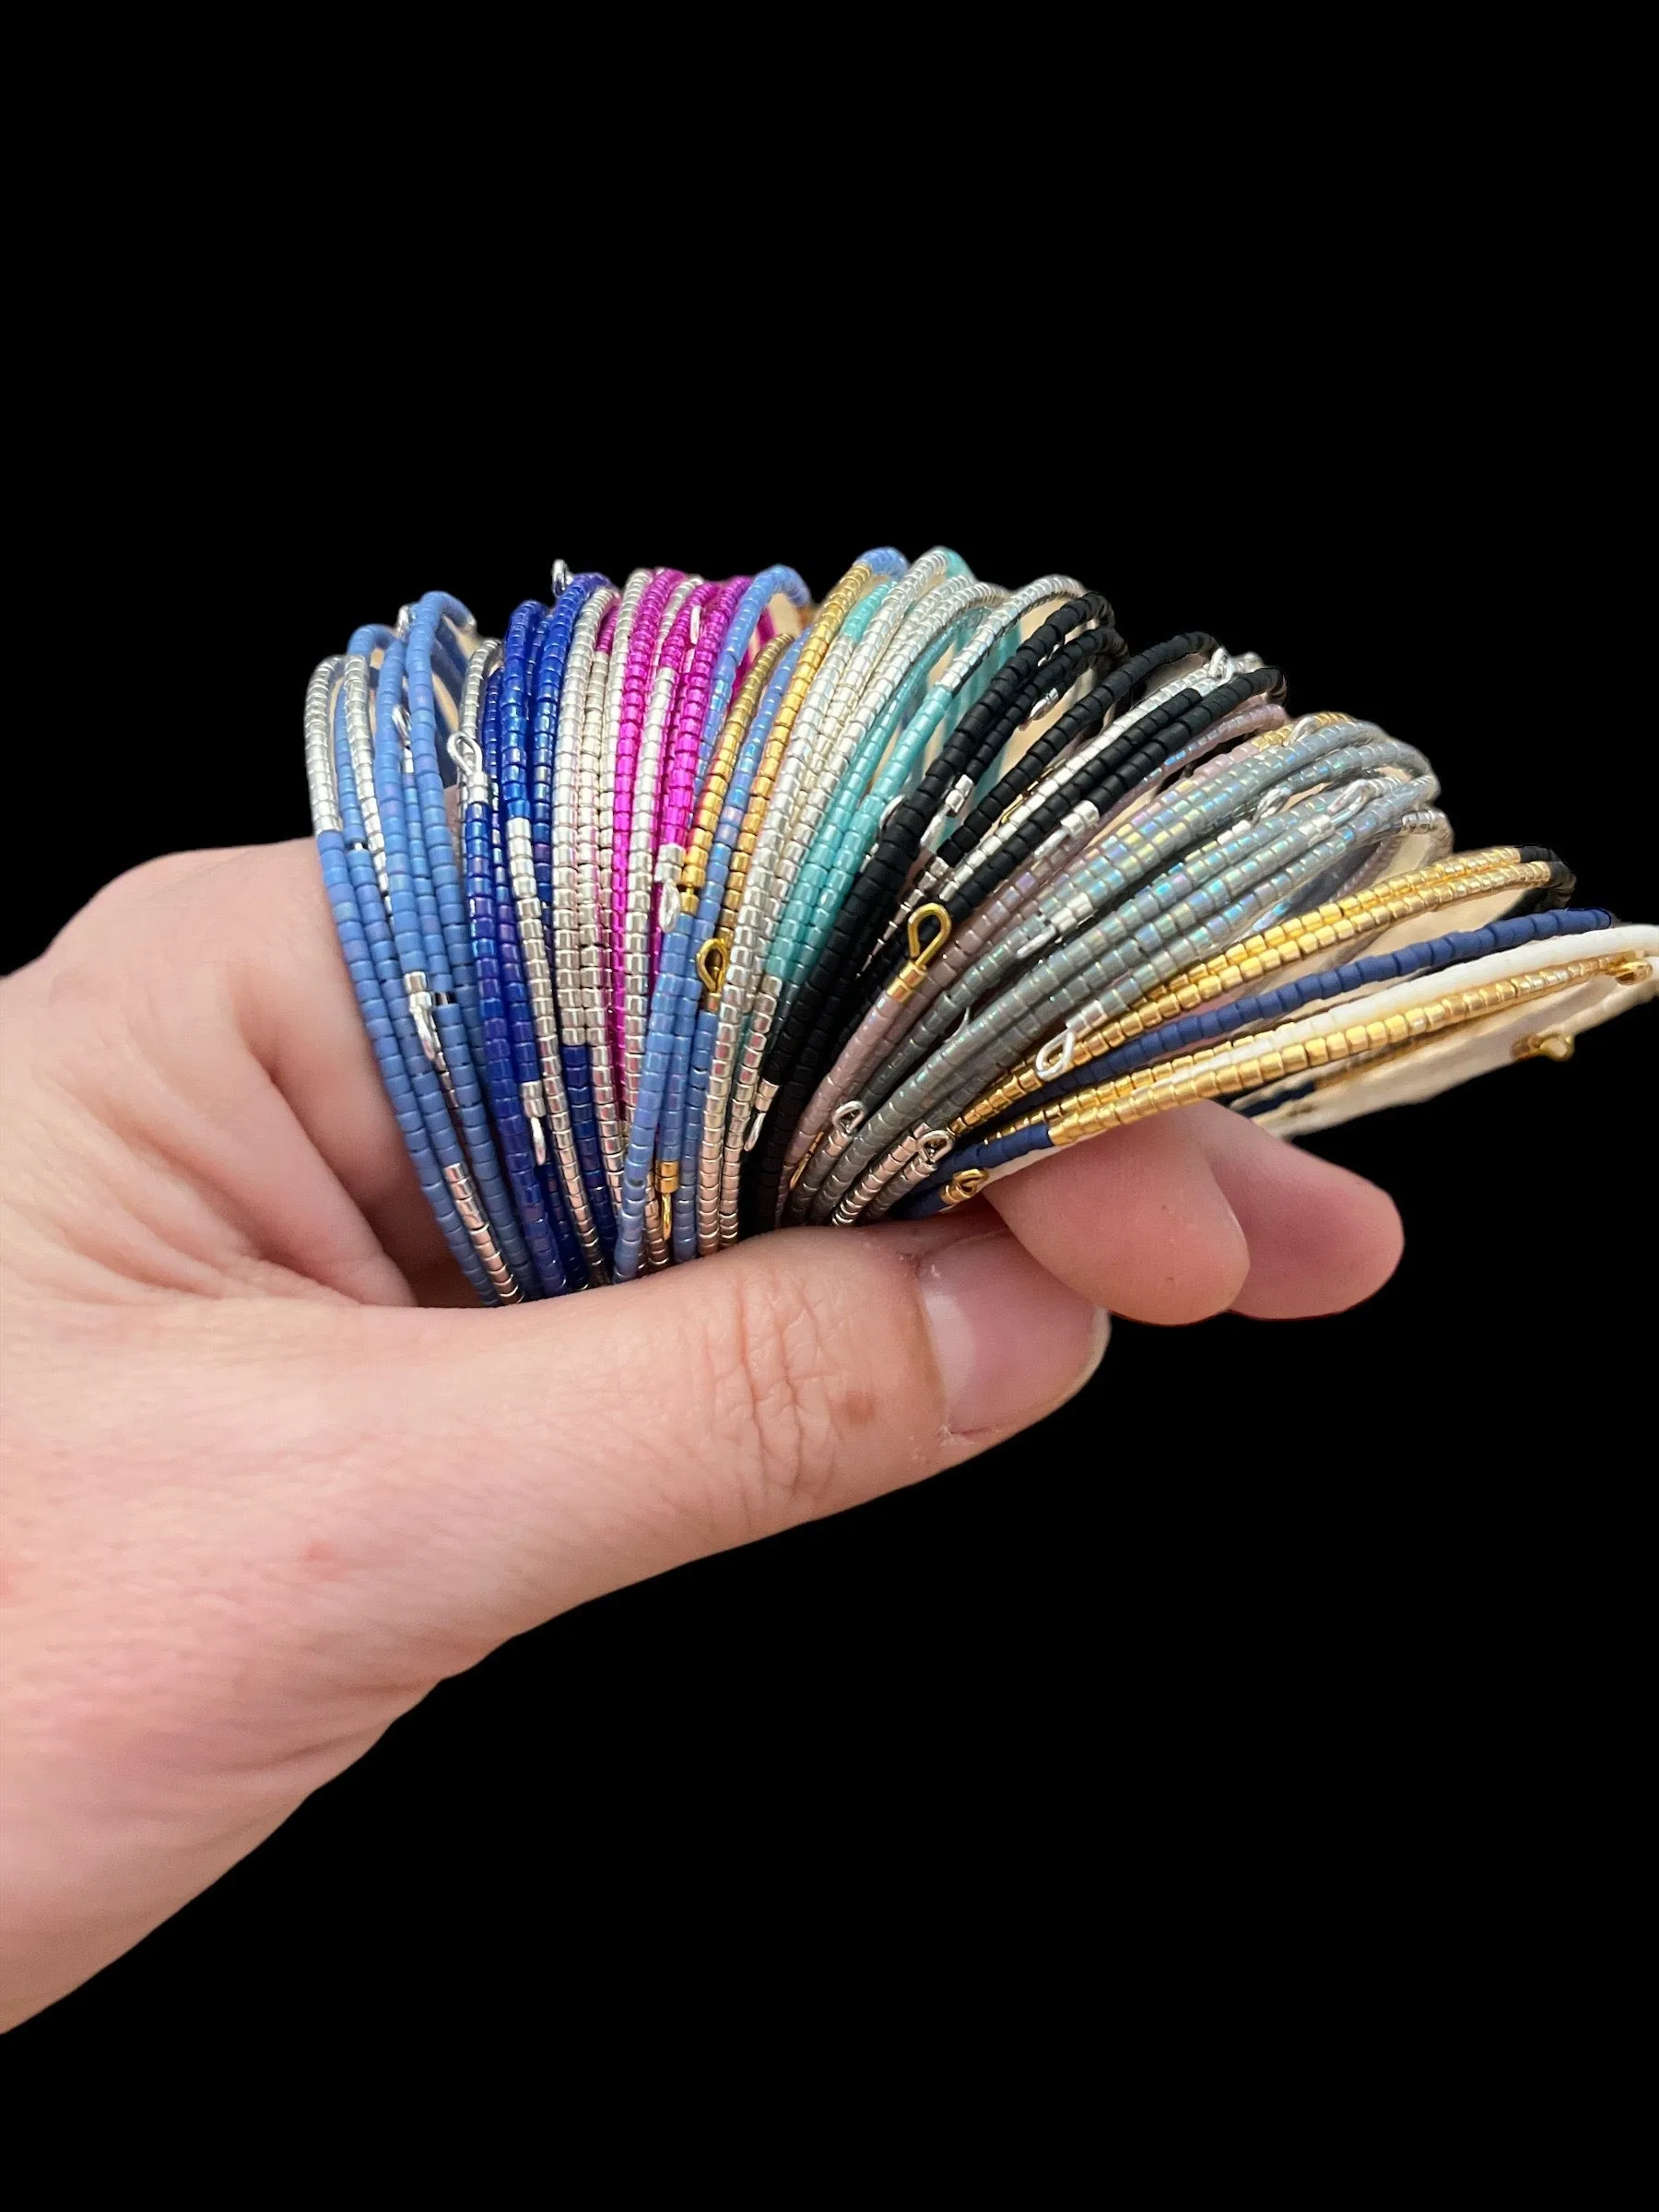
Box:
[312,1216,1105,1668]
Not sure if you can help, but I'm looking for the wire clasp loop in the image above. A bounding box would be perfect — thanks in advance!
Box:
[888,903,953,1003]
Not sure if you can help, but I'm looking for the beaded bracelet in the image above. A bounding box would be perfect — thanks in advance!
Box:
[951,843,1570,1140]
[743,588,1127,1232]
[312,653,517,1304]
[611,576,819,1277]
[877,925,1654,1223]
[689,635,806,1255]
[724,552,994,1189]
[798,740,1449,1226]
[894,903,1619,1216]
[701,552,907,1241]
[303,547,1655,1299]
[778,668,1307,1212]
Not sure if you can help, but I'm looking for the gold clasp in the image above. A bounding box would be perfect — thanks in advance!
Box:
[941,1168,989,1206]
[787,1136,821,1192]
[888,902,953,1003]
[696,934,729,994]
[1512,1030,1575,1063]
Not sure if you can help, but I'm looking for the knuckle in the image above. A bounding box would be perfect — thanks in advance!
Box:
[80,850,236,926]
[40,853,233,993]
[715,1263,851,1534]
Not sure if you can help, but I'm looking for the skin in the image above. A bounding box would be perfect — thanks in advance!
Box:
[0,842,1402,2027]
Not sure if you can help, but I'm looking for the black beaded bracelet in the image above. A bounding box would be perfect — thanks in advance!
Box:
[743,592,1126,1229]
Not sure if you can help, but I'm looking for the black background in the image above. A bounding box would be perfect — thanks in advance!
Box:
[3,353,1653,2066]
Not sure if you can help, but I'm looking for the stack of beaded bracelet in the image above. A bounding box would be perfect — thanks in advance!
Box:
[305,554,1656,1300]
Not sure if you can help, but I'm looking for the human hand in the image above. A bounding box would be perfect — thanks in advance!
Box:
[0,842,1401,2024]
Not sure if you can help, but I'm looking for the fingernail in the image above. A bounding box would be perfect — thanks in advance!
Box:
[918,1230,1107,1439]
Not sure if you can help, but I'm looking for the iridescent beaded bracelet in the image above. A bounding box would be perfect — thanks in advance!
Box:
[303,552,1656,1302]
